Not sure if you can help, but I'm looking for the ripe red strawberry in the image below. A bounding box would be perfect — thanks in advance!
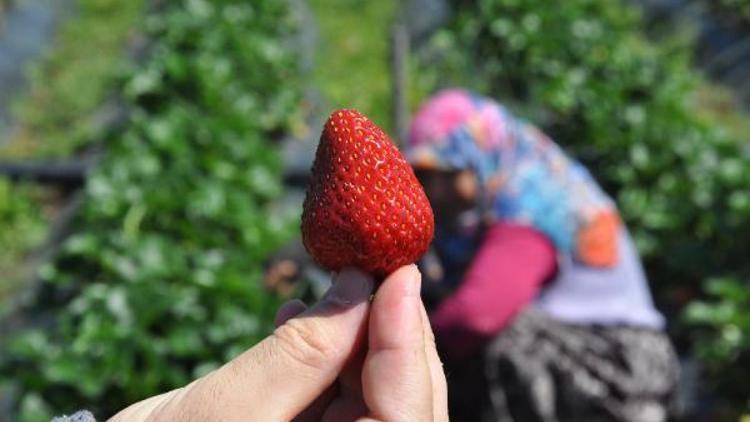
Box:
[301,109,434,278]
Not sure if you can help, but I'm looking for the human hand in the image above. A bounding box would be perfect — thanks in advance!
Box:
[110,265,447,421]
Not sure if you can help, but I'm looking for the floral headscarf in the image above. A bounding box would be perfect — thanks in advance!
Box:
[407,89,620,267]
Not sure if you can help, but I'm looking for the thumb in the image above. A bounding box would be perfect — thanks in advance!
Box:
[362,265,434,421]
[173,268,373,421]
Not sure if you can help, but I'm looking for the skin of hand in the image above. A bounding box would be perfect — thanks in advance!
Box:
[109,265,448,421]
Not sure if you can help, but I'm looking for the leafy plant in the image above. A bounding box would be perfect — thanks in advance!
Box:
[0,0,145,310]
[686,277,750,410]
[414,0,750,415]
[1,0,304,419]
[0,178,49,304]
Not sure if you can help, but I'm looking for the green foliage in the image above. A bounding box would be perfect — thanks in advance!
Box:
[416,0,750,413]
[1,0,143,159]
[309,0,396,132]
[1,0,303,419]
[686,277,750,408]
[0,178,48,303]
[0,0,144,312]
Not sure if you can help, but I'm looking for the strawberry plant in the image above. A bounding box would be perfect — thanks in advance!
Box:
[0,0,303,419]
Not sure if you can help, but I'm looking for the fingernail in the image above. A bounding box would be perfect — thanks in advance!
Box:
[323,267,374,307]
[274,299,308,327]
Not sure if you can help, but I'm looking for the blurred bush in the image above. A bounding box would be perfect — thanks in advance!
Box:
[0,0,145,308]
[0,0,303,419]
[415,0,750,414]
[686,277,750,409]
[0,178,48,302]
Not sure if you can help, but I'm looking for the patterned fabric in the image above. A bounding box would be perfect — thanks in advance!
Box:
[446,309,681,422]
[407,89,619,267]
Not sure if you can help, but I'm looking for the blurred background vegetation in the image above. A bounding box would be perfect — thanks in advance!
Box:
[309,0,395,132]
[0,0,749,420]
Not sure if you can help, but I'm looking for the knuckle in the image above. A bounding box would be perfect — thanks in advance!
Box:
[273,317,336,371]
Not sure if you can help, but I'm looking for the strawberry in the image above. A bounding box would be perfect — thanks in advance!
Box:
[301,109,435,278]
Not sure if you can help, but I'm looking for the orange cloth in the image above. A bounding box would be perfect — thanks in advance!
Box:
[577,211,620,267]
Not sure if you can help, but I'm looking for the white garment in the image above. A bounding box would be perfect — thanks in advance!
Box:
[535,228,665,329]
